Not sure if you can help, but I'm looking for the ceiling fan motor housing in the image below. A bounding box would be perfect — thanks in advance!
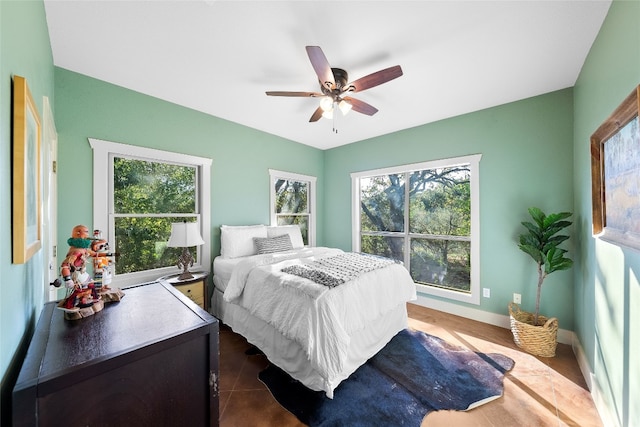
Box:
[331,68,348,89]
[322,68,351,100]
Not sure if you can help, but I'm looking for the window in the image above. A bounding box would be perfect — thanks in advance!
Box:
[90,138,211,287]
[269,169,316,246]
[351,154,481,304]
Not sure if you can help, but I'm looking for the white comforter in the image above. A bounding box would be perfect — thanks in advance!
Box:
[223,247,417,382]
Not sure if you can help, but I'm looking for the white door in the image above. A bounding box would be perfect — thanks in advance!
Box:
[42,97,59,302]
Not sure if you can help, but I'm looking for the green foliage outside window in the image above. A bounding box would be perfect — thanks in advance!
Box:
[360,165,472,292]
[360,174,405,233]
[275,179,310,245]
[113,157,199,274]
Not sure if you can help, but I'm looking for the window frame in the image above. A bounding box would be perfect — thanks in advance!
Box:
[269,169,316,247]
[351,154,481,305]
[90,138,212,287]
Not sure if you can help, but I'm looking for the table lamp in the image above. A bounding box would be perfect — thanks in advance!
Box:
[167,220,205,280]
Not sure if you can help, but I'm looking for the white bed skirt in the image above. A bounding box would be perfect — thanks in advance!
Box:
[211,281,408,398]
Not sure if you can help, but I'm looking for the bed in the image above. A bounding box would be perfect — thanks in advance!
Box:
[211,224,417,398]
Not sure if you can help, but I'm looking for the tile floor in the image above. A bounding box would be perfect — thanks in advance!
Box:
[218,303,603,427]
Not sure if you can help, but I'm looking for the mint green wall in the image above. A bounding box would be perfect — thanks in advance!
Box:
[54,68,325,258]
[324,89,576,328]
[573,1,640,425]
[0,1,54,422]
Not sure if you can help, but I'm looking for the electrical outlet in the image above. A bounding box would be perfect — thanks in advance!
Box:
[513,293,522,304]
[483,288,490,298]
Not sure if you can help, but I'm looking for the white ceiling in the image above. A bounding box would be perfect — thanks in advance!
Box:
[43,0,611,150]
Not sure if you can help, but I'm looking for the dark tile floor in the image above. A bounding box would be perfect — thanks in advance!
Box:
[218,303,603,427]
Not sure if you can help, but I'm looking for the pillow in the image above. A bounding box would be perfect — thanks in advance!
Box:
[267,225,304,249]
[220,225,267,258]
[253,234,293,255]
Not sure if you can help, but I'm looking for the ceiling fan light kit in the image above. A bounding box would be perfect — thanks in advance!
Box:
[320,96,334,112]
[338,99,352,115]
[320,98,352,116]
[266,46,403,131]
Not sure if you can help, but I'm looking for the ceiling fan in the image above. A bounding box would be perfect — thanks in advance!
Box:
[266,46,403,124]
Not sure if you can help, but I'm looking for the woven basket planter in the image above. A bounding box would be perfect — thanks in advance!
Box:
[508,302,558,357]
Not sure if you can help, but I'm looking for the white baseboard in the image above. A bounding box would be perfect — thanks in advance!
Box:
[571,335,619,427]
[411,295,573,344]
[410,296,614,426]
[571,334,593,389]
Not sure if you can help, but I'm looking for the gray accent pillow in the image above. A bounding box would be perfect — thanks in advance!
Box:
[254,234,293,254]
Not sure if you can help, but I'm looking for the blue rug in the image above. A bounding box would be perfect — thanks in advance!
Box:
[258,328,514,426]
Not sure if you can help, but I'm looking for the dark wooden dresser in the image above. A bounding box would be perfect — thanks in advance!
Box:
[13,281,219,426]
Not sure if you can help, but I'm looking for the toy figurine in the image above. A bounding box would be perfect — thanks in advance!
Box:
[57,225,123,320]
[91,229,113,288]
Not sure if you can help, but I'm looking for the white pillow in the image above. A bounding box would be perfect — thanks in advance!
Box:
[220,225,267,258]
[267,225,304,249]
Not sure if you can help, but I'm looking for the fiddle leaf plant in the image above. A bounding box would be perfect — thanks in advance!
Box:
[518,207,573,326]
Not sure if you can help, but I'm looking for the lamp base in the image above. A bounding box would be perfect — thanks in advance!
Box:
[176,247,196,281]
[177,270,195,281]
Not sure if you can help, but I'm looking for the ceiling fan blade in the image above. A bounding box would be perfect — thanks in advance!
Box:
[306,46,335,90]
[343,96,378,116]
[266,91,323,97]
[309,106,323,122]
[347,65,403,93]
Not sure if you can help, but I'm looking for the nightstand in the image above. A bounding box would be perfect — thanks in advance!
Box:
[159,271,209,311]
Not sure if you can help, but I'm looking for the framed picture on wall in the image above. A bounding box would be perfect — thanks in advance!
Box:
[12,75,42,264]
[590,85,640,251]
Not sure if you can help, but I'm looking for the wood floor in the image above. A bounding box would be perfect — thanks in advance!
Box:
[218,303,603,427]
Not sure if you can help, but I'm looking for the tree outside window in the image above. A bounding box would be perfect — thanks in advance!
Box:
[113,157,199,274]
[90,139,211,287]
[353,155,481,304]
[270,169,316,246]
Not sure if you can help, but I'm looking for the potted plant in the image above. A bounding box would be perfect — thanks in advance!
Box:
[509,207,573,357]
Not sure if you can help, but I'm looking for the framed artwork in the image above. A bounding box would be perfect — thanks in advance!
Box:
[12,75,42,264]
[590,85,640,251]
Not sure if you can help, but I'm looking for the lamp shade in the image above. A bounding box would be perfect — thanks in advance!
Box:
[167,222,204,248]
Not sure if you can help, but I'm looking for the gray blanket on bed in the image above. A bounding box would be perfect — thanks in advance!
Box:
[280,252,399,288]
